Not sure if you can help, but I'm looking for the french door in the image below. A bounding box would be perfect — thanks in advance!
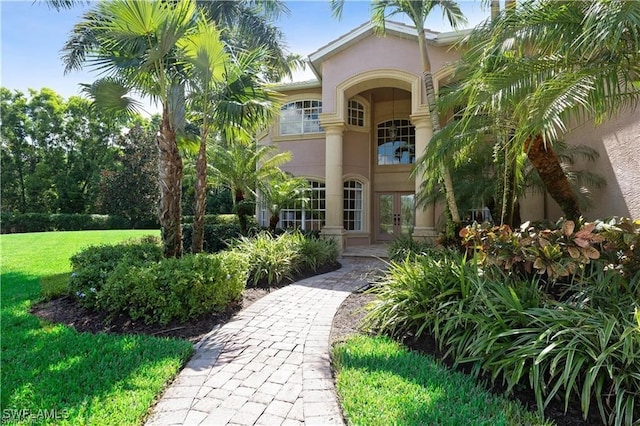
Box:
[376,192,415,241]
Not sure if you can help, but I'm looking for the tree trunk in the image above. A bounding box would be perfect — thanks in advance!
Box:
[525,135,581,222]
[157,108,183,258]
[234,189,249,236]
[423,69,461,224]
[192,133,207,254]
[490,0,500,20]
[269,214,279,232]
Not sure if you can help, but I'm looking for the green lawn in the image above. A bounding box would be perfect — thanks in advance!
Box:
[1,230,194,425]
[333,335,552,426]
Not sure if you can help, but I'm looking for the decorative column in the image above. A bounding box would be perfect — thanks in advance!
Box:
[410,113,437,240]
[319,115,346,251]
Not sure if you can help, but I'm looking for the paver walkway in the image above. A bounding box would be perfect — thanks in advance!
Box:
[146,257,386,426]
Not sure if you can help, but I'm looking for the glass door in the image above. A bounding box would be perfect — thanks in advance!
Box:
[376,192,414,241]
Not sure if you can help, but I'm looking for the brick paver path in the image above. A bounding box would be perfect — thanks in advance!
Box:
[146,258,385,426]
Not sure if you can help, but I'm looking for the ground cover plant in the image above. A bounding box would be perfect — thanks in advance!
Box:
[364,219,640,425]
[1,230,193,425]
[333,335,550,426]
[230,231,339,287]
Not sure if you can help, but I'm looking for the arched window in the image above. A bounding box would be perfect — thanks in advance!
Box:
[343,180,363,231]
[280,100,323,135]
[376,119,415,165]
[347,100,365,127]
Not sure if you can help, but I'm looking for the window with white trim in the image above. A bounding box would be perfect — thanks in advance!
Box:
[279,100,323,135]
[377,119,415,165]
[259,180,325,230]
[347,100,365,127]
[343,180,363,231]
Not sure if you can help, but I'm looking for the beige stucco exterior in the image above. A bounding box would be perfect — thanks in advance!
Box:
[257,21,640,250]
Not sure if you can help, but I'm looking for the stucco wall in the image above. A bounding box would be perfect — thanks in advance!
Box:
[546,109,640,220]
[343,130,370,178]
[319,34,460,114]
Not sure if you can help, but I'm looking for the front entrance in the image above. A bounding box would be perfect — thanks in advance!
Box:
[375,192,415,241]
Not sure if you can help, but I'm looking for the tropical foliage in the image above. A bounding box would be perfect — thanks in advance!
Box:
[424,0,640,225]
[209,139,292,235]
[367,217,640,424]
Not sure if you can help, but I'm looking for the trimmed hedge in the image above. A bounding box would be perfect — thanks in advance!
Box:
[69,237,164,308]
[99,251,247,325]
[0,212,158,234]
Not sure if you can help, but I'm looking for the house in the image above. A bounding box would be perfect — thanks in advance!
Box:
[257,21,640,251]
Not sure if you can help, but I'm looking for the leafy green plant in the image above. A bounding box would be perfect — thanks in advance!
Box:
[388,235,436,262]
[364,250,476,338]
[229,231,337,287]
[297,234,338,272]
[68,238,163,308]
[230,231,301,287]
[99,252,246,325]
[366,249,640,424]
[459,218,640,285]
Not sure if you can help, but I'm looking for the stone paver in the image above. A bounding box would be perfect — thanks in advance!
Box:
[146,257,385,426]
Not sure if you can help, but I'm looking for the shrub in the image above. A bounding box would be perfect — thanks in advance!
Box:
[182,222,243,253]
[229,231,338,287]
[68,238,163,308]
[297,234,338,272]
[365,251,640,424]
[364,249,477,338]
[230,232,301,287]
[459,218,640,285]
[98,252,246,325]
[0,212,135,233]
[388,235,437,262]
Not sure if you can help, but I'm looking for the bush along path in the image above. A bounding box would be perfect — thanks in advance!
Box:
[145,258,385,426]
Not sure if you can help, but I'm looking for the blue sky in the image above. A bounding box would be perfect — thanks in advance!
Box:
[1,0,489,111]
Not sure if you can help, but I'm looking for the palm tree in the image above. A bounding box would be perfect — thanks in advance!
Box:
[260,173,311,232]
[331,0,467,225]
[196,0,304,83]
[209,138,292,236]
[62,0,229,257]
[428,0,639,223]
[189,49,278,253]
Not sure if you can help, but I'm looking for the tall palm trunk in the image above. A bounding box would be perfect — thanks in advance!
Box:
[192,133,207,253]
[234,188,250,236]
[157,108,183,258]
[418,31,461,224]
[525,135,581,222]
[490,0,500,20]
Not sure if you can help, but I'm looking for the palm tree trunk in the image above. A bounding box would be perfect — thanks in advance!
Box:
[491,0,500,20]
[269,214,279,232]
[234,189,249,236]
[525,135,581,222]
[157,109,183,258]
[418,31,461,224]
[423,70,461,224]
[192,133,207,254]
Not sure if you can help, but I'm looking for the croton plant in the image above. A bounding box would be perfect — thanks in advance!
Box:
[459,217,640,283]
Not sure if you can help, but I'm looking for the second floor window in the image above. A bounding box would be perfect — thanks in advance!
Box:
[280,100,323,135]
[377,119,415,165]
[348,100,365,127]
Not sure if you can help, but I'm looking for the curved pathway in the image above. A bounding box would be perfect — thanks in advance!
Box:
[146,257,385,426]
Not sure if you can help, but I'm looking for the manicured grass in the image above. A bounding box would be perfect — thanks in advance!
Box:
[1,230,194,425]
[333,335,552,426]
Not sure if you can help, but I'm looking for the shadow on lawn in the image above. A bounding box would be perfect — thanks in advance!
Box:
[334,335,545,426]
[1,271,192,423]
